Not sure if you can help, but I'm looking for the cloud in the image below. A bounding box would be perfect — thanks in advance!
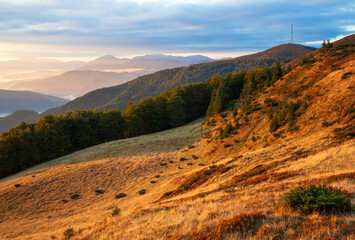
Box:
[303,34,347,45]
[0,0,354,58]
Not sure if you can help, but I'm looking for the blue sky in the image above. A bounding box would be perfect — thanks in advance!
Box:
[0,0,354,60]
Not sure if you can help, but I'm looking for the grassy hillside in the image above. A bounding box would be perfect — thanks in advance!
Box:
[0,43,353,240]
[41,43,315,116]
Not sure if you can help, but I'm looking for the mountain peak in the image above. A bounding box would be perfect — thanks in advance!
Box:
[96,55,119,61]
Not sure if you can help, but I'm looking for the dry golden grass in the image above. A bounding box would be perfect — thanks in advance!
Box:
[0,49,354,240]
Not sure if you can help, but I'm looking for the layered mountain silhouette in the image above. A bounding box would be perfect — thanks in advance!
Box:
[6,54,213,98]
[42,43,315,116]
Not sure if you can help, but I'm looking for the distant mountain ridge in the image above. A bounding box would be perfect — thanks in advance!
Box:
[7,54,214,98]
[41,43,315,117]
[8,70,150,98]
[80,54,213,71]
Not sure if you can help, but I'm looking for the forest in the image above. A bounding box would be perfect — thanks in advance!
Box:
[0,63,286,178]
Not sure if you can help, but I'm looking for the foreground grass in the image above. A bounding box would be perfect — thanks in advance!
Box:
[0,118,205,183]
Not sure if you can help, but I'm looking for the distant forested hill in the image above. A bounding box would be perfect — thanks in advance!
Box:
[40,43,315,117]
[0,110,39,134]
[0,89,68,113]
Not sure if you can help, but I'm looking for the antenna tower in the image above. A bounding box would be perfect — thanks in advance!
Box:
[291,24,293,43]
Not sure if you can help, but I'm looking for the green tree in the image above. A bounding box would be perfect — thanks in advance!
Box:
[272,61,283,83]
[206,88,222,117]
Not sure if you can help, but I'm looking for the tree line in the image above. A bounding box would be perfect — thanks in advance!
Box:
[0,63,285,178]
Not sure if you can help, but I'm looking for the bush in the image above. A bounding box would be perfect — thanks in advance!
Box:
[284,184,351,214]
[192,155,199,159]
[139,189,146,195]
[94,189,105,194]
[70,194,80,200]
[115,193,127,199]
[63,227,75,240]
[14,184,21,188]
[112,208,120,216]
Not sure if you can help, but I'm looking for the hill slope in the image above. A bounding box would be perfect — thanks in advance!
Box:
[0,43,353,239]
[0,89,68,113]
[42,43,315,116]
[0,110,39,135]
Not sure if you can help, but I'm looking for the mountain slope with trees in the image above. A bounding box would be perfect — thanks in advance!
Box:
[41,43,315,116]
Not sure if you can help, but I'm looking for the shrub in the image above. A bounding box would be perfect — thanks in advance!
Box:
[180,157,188,161]
[94,189,104,194]
[220,123,233,139]
[70,194,80,200]
[139,189,146,195]
[63,227,75,240]
[192,155,199,159]
[187,163,193,166]
[112,208,120,216]
[115,193,127,199]
[284,184,351,214]
[14,184,21,188]
[155,175,160,178]
[160,163,168,166]
[150,180,157,183]
[224,143,233,148]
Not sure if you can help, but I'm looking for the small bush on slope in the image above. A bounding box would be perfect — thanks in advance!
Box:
[284,184,351,214]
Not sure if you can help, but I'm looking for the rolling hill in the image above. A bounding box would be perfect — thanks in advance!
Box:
[42,43,315,116]
[0,89,68,113]
[0,41,353,240]
[0,110,39,135]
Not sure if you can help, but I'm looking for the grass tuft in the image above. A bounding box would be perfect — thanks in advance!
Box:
[115,193,127,199]
[139,189,146,195]
[70,194,80,200]
[94,189,105,194]
[111,208,120,216]
[63,227,75,240]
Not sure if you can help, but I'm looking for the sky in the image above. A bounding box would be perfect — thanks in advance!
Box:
[0,0,354,61]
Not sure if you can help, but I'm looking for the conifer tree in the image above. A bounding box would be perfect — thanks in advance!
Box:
[272,61,283,83]
[206,88,222,117]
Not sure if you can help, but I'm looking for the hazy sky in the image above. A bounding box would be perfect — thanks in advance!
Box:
[0,0,354,60]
